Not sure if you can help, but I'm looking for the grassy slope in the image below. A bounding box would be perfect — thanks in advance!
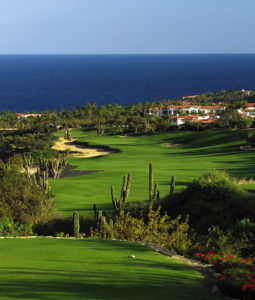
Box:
[50,129,255,214]
[0,239,214,300]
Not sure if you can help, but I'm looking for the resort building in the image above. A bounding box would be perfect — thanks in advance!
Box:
[148,103,255,126]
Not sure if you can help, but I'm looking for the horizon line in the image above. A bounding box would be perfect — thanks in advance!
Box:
[0,52,255,55]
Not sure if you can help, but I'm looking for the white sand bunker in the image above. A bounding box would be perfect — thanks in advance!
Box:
[52,137,110,158]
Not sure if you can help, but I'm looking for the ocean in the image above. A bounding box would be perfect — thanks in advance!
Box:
[0,54,255,112]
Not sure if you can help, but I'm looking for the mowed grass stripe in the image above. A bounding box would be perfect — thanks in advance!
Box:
[50,129,255,214]
[0,239,214,300]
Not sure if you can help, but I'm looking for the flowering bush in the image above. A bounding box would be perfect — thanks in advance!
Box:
[195,250,255,299]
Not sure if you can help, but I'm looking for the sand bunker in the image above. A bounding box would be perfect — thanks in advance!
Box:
[52,137,110,158]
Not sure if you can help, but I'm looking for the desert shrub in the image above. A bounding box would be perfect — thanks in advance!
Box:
[205,225,250,256]
[0,217,32,236]
[157,171,255,232]
[125,200,150,219]
[230,219,255,257]
[93,207,193,255]
[0,168,52,225]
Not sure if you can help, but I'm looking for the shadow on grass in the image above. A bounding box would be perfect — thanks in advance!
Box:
[0,243,212,300]
[0,275,209,300]
[62,202,113,213]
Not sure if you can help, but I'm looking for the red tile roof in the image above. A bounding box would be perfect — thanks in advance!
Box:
[192,120,217,123]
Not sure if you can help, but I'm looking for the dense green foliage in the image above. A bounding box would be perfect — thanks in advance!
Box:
[157,171,255,232]
[0,168,52,225]
[0,129,56,162]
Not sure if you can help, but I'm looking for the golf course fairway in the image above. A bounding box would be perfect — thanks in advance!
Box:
[50,128,255,215]
[0,239,214,299]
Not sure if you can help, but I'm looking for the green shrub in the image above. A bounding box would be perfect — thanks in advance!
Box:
[0,217,32,236]
[0,168,52,225]
[93,207,193,255]
[205,225,249,256]
[157,171,255,232]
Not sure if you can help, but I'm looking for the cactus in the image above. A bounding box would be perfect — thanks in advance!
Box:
[149,182,159,205]
[111,172,131,215]
[152,183,158,201]
[170,176,175,195]
[23,153,33,168]
[34,168,50,193]
[39,158,48,173]
[73,211,80,237]
[21,153,33,177]
[3,160,11,171]
[42,170,49,192]
[64,128,72,141]
[48,157,67,178]
[149,162,153,202]
[39,156,67,179]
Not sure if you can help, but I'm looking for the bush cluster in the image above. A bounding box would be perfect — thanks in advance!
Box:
[195,251,255,299]
[157,171,255,232]
[0,168,52,226]
[92,207,193,255]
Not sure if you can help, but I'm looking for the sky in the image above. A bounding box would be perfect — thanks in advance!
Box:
[0,0,254,54]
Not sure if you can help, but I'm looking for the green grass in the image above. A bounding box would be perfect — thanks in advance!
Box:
[50,128,255,214]
[0,239,214,300]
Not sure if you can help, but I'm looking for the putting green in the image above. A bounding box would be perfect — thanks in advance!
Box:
[0,239,214,300]
[50,129,254,214]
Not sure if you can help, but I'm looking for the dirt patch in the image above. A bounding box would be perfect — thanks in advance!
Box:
[60,164,103,178]
[24,164,103,179]
[27,166,38,175]
[161,143,182,147]
[52,137,111,158]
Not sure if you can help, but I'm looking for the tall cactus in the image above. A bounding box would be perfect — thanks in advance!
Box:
[149,162,160,204]
[23,153,33,168]
[39,156,67,179]
[73,211,80,237]
[22,153,33,177]
[152,183,158,201]
[64,128,72,141]
[111,172,131,215]
[34,168,50,193]
[170,176,175,195]
[149,162,153,202]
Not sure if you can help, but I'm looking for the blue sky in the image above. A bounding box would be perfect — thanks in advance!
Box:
[0,0,254,54]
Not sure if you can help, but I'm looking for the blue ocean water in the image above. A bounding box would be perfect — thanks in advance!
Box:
[0,54,255,112]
